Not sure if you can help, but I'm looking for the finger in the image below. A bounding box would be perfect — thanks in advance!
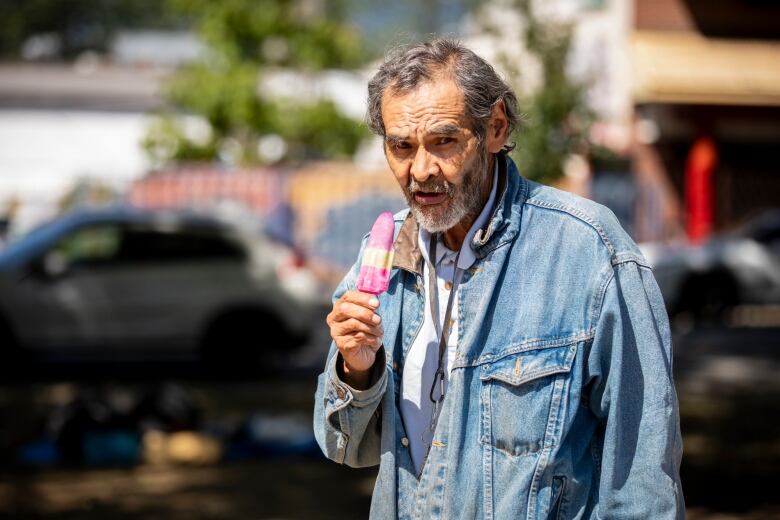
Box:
[341,332,381,351]
[345,332,379,347]
[330,324,383,345]
[341,290,380,310]
[358,334,382,352]
[332,301,382,327]
[332,320,382,343]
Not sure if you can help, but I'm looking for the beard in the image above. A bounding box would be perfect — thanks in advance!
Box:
[401,145,490,234]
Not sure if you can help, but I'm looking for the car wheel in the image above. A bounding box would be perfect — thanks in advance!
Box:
[200,309,290,372]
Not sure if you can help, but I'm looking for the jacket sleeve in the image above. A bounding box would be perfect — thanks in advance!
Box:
[312,239,388,468]
[587,259,685,519]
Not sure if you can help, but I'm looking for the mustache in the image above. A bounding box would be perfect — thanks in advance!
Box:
[407,178,452,194]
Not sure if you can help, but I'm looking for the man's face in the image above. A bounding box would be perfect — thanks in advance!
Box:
[380,76,489,233]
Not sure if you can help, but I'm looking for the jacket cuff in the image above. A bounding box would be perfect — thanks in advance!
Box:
[326,347,387,409]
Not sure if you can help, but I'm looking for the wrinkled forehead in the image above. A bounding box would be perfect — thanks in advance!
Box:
[380,76,471,138]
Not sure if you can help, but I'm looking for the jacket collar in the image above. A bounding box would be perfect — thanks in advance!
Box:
[391,152,526,275]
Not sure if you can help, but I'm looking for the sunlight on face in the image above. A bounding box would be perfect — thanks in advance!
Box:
[381,76,489,233]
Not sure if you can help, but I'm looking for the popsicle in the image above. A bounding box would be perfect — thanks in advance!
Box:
[356,212,395,294]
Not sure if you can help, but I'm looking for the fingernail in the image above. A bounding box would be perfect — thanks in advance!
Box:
[369,298,379,308]
[372,314,381,324]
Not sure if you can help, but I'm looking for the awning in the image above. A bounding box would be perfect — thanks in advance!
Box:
[632,31,780,106]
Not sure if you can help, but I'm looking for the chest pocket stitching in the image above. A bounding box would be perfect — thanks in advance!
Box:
[479,344,576,386]
[454,330,593,369]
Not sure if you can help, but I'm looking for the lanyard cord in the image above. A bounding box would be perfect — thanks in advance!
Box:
[425,233,462,438]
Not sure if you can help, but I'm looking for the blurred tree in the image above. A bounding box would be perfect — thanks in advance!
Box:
[514,0,594,185]
[483,0,595,185]
[168,0,364,68]
[146,0,370,166]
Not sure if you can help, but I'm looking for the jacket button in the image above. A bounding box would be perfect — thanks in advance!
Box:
[401,437,409,447]
[335,386,346,400]
[444,280,453,290]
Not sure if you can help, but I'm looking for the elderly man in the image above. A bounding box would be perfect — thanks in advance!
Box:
[314,38,684,519]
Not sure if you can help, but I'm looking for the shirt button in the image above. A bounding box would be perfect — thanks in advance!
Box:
[335,386,346,400]
[444,280,453,290]
[401,437,409,447]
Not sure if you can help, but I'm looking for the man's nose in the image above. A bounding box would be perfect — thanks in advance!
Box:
[410,146,437,182]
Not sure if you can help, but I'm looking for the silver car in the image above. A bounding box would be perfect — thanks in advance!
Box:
[0,208,315,371]
[640,210,780,324]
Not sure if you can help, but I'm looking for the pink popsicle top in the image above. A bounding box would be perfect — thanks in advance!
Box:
[356,212,395,295]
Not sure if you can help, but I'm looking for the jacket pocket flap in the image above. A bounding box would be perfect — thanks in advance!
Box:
[479,344,576,386]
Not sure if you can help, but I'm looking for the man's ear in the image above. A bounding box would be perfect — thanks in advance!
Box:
[485,100,509,154]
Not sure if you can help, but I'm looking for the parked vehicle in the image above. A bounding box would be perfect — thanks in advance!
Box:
[640,210,780,323]
[0,208,316,372]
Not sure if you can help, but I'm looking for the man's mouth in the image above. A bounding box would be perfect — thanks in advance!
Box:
[413,192,448,205]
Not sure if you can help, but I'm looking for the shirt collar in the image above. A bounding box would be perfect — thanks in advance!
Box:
[419,159,500,271]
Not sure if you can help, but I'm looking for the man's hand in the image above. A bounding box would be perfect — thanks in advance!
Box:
[326,290,384,390]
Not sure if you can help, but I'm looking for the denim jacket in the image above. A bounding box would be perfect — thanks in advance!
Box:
[314,154,684,519]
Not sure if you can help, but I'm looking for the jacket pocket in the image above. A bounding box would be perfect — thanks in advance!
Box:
[479,343,577,457]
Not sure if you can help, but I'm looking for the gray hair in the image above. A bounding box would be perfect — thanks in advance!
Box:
[366,38,519,152]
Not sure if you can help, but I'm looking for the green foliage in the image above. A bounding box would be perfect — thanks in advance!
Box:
[145,0,370,166]
[501,0,594,185]
[167,63,268,137]
[268,99,368,161]
[142,116,217,165]
[169,0,365,68]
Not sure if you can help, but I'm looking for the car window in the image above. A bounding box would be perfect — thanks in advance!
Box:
[52,225,122,268]
[117,228,246,263]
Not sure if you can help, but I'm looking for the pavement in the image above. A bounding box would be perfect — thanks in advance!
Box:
[0,323,778,519]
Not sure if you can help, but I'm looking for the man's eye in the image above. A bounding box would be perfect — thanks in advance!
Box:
[436,137,454,146]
